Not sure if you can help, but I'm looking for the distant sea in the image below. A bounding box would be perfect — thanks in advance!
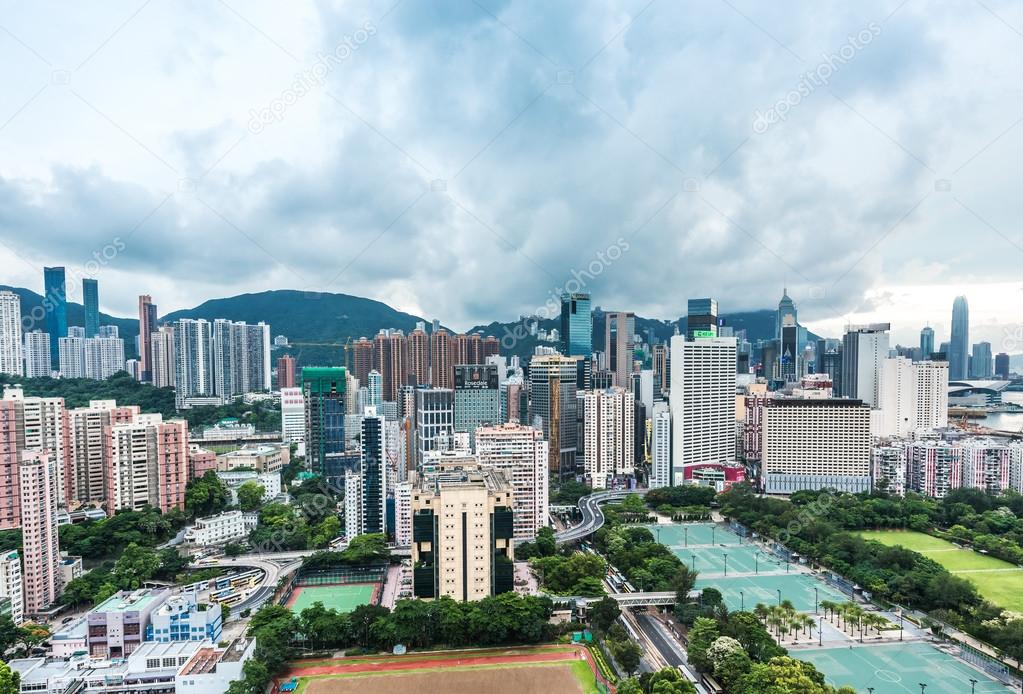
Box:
[978,391,1023,432]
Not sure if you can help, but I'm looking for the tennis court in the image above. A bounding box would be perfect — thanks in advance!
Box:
[799,642,1008,693]
[694,573,846,612]
[287,583,378,613]
[646,523,743,547]
[674,544,786,576]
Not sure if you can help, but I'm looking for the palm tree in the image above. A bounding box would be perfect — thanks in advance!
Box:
[820,600,835,619]
[754,603,768,623]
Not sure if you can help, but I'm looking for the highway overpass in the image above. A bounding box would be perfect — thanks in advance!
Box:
[555,488,649,544]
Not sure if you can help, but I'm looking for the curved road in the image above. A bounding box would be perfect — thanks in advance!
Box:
[191,554,305,614]
[555,488,648,543]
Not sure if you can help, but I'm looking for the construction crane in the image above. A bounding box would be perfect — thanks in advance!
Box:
[342,336,352,372]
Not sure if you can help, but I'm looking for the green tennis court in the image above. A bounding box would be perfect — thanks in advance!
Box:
[287,583,377,613]
[799,642,1008,693]
[694,573,846,612]
[674,544,786,575]
[646,523,743,547]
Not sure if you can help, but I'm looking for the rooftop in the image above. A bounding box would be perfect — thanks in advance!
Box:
[92,589,165,614]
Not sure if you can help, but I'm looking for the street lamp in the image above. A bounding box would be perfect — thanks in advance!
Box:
[690,554,696,573]
[723,553,729,577]
[919,683,927,694]
[899,611,904,642]
[684,526,688,547]
[970,678,977,694]
[814,587,818,615]
[755,552,760,575]
[818,615,824,646]
[712,526,716,545]
[785,560,790,573]
[740,590,744,611]
[777,589,782,606]
[655,527,661,545]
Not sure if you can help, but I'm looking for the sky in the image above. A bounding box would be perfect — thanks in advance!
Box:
[0,0,1021,350]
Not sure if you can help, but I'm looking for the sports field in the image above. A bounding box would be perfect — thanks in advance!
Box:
[287,583,378,613]
[284,646,599,694]
[645,522,744,547]
[695,573,846,612]
[859,530,1023,612]
[798,642,1007,693]
[674,544,786,576]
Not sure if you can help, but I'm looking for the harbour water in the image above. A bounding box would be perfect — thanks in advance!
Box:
[977,391,1023,433]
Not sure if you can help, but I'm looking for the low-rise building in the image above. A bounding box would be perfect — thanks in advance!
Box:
[215,443,289,473]
[151,593,222,644]
[87,589,169,658]
[183,511,258,546]
[215,469,282,505]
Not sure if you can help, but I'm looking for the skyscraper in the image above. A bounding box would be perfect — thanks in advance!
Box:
[475,422,548,541]
[582,386,635,489]
[302,367,346,479]
[604,311,635,387]
[919,326,935,359]
[173,319,215,408]
[686,298,718,339]
[950,296,969,381]
[415,388,454,464]
[776,288,796,340]
[841,323,890,407]
[367,370,383,408]
[996,352,1010,380]
[351,337,374,387]
[971,342,993,379]
[453,364,500,447]
[150,326,176,388]
[43,267,67,370]
[430,329,455,389]
[138,295,157,382]
[83,279,99,338]
[528,355,579,479]
[358,410,386,536]
[560,293,592,389]
[408,328,429,387]
[669,336,736,481]
[0,291,23,377]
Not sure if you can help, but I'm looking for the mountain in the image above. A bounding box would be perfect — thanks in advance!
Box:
[0,285,141,356]
[2,284,814,367]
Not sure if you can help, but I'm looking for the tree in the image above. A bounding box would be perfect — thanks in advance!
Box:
[588,596,621,634]
[616,678,644,694]
[534,526,557,557]
[0,617,20,656]
[0,661,19,694]
[112,543,161,589]
[732,656,830,694]
[225,543,245,557]
[673,565,698,604]
[647,668,697,694]
[686,617,719,672]
[185,471,230,518]
[612,639,642,676]
[237,481,265,512]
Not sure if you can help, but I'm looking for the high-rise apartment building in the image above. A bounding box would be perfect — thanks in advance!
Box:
[408,328,429,387]
[872,446,906,496]
[58,336,86,378]
[19,450,61,615]
[950,296,969,381]
[173,319,215,407]
[762,399,871,493]
[43,267,67,370]
[841,323,890,407]
[280,387,305,447]
[358,410,386,536]
[415,388,454,464]
[351,337,374,387]
[453,364,500,447]
[0,400,23,530]
[23,331,50,378]
[83,279,100,338]
[669,336,736,481]
[411,460,514,601]
[475,422,548,541]
[650,403,671,488]
[686,298,718,339]
[652,343,669,397]
[582,387,635,489]
[430,329,455,389]
[84,336,125,379]
[374,330,409,402]
[0,550,23,624]
[211,319,272,397]
[3,387,71,507]
[528,354,579,479]
[302,367,346,479]
[0,291,23,377]
[276,354,296,389]
[877,358,949,437]
[150,326,176,388]
[366,370,382,409]
[604,311,635,387]
[138,295,157,382]
[68,400,139,505]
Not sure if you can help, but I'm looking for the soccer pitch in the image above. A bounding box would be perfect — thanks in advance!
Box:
[645,522,743,547]
[859,530,1023,612]
[693,573,846,612]
[798,642,1008,693]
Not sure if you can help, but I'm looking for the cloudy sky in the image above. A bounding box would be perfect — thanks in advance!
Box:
[0,0,1021,349]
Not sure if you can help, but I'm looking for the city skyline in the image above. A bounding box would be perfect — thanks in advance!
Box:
[0,2,1020,342]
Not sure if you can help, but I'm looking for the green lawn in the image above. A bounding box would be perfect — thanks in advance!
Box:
[859,530,1023,611]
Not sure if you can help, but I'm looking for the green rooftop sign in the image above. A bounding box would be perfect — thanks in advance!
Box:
[693,330,716,338]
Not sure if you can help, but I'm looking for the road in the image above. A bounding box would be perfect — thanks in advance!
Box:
[190,553,304,615]
[555,489,648,543]
[635,613,708,694]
